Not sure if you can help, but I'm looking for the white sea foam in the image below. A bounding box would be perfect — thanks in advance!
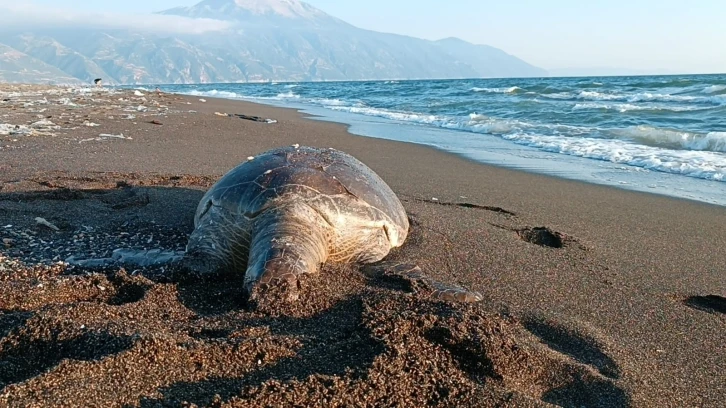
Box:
[500,133,726,181]
[187,89,246,99]
[276,91,299,99]
[577,91,621,101]
[471,86,521,94]
[704,85,726,94]
[315,98,348,106]
[543,90,725,104]
[610,126,726,153]
[572,102,701,112]
[541,92,573,99]
[186,89,301,101]
[626,93,699,103]
[574,103,646,112]
[329,106,443,125]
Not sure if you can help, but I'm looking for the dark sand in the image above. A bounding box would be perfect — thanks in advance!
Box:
[0,85,724,407]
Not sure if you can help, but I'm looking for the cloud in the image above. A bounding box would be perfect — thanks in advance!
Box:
[0,1,232,34]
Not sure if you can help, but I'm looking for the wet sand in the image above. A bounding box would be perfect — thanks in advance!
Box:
[1,84,725,407]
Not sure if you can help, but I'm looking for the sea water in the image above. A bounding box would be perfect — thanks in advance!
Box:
[159,75,726,206]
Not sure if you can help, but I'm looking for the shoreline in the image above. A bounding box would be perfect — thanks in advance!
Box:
[182,90,726,209]
[1,84,725,407]
[164,86,726,208]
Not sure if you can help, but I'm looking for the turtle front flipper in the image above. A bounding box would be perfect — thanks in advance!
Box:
[245,202,330,306]
[364,262,483,303]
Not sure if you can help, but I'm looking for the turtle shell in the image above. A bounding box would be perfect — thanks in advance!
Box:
[194,146,409,245]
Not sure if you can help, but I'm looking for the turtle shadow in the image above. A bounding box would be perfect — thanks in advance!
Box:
[415,306,629,408]
[0,310,33,343]
[523,317,621,379]
[175,273,248,316]
[137,296,384,407]
[541,376,629,408]
[0,329,135,389]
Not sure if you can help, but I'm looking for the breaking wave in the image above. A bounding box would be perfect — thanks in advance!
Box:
[544,91,725,104]
[471,86,522,94]
[168,74,726,186]
[609,126,726,153]
[501,133,725,181]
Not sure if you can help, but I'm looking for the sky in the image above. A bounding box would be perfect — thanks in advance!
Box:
[10,0,726,75]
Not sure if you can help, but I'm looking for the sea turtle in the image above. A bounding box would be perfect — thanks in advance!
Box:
[182,145,482,304]
[69,145,482,305]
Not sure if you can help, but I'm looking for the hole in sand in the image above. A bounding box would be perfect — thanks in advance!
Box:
[189,328,232,340]
[684,295,726,315]
[517,227,564,248]
[105,273,150,306]
[107,283,147,306]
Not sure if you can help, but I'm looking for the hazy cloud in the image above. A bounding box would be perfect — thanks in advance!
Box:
[0,1,232,34]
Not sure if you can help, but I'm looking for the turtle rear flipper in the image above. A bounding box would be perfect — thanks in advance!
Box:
[363,262,483,303]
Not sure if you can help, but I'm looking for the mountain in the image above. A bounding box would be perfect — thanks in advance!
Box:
[0,43,83,84]
[0,0,547,84]
[159,0,345,25]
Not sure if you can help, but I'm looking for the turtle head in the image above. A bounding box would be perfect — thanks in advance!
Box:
[180,246,223,276]
[184,204,252,276]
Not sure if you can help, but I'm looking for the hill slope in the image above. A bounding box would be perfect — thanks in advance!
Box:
[0,0,546,84]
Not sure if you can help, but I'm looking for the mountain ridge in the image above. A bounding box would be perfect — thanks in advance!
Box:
[0,0,547,84]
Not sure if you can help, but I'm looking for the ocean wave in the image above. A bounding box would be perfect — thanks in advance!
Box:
[329,104,726,156]
[329,106,594,137]
[609,126,726,153]
[185,89,302,102]
[186,89,247,99]
[328,106,523,134]
[314,98,349,106]
[276,91,300,99]
[471,86,522,94]
[170,80,726,184]
[704,85,726,94]
[625,78,698,89]
[330,106,449,126]
[501,133,725,181]
[572,102,702,113]
[543,90,725,104]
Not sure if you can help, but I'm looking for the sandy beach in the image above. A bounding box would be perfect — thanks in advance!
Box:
[0,84,724,407]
